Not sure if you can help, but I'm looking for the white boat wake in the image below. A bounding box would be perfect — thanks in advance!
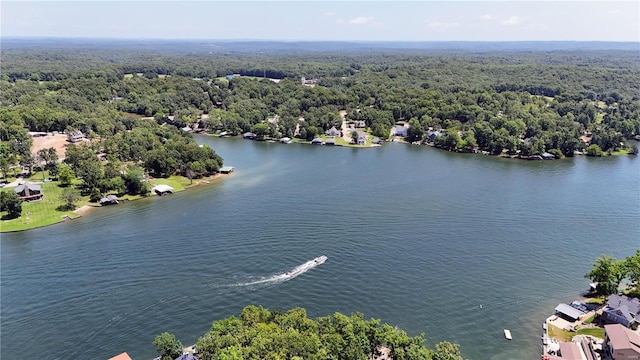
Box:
[234,255,328,287]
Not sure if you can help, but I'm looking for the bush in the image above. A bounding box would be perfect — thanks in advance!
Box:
[549,148,563,159]
[586,144,603,156]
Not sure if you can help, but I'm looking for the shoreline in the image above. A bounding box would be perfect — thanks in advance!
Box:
[204,133,636,158]
[1,173,230,233]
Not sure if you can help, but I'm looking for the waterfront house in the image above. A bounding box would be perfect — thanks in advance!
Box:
[14,182,43,201]
[67,130,84,143]
[559,342,583,360]
[311,138,323,145]
[326,126,341,137]
[243,132,256,140]
[542,152,555,160]
[427,130,441,143]
[279,137,292,144]
[99,195,119,206]
[604,324,640,359]
[393,125,408,137]
[325,138,336,146]
[603,294,640,328]
[356,131,367,145]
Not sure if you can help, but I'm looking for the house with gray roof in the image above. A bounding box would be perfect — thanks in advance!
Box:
[356,131,367,145]
[393,125,408,137]
[67,130,85,143]
[14,182,43,201]
[326,126,341,137]
[604,294,640,328]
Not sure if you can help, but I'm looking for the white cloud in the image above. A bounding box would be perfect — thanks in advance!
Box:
[349,16,373,25]
[608,9,620,15]
[501,16,522,26]
[480,14,493,21]
[427,21,460,30]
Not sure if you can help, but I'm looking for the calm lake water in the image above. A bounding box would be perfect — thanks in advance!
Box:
[1,137,639,360]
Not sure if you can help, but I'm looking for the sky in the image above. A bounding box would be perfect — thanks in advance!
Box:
[1,1,639,42]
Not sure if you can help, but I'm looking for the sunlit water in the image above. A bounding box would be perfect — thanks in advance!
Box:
[2,137,638,359]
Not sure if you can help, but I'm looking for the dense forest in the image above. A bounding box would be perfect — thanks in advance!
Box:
[2,41,640,197]
[153,305,464,360]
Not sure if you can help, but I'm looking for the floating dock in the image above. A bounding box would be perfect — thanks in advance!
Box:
[504,329,512,340]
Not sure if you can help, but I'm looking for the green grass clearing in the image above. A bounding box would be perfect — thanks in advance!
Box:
[1,174,214,232]
[576,328,605,339]
[0,182,92,232]
[547,323,605,342]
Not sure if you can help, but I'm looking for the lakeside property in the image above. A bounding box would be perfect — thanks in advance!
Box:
[540,292,640,360]
[0,172,230,233]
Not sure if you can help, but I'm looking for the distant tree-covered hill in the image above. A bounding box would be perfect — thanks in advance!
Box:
[2,39,639,169]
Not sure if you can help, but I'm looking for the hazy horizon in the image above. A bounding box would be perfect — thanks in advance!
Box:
[2,1,639,42]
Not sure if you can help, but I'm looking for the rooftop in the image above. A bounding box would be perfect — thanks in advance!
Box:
[555,303,585,321]
[108,352,133,360]
[605,323,640,353]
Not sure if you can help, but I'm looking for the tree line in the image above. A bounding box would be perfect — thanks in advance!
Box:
[2,46,640,193]
[153,305,465,360]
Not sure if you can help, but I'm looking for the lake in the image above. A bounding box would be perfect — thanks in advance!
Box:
[1,136,638,360]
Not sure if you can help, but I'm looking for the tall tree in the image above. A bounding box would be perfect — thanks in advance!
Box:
[0,190,23,219]
[57,163,76,187]
[59,187,81,211]
[623,250,640,291]
[153,332,183,360]
[585,255,624,296]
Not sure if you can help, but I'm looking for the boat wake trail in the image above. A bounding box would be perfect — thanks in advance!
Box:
[232,255,328,287]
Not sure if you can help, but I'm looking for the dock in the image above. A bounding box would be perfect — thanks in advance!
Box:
[219,166,234,174]
[504,329,512,340]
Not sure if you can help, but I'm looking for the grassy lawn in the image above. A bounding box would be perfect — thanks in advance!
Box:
[150,176,190,191]
[548,324,605,342]
[583,314,596,324]
[548,324,574,342]
[576,327,605,339]
[1,182,93,232]
[584,297,606,305]
[334,137,351,146]
[608,149,630,156]
[0,175,207,232]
